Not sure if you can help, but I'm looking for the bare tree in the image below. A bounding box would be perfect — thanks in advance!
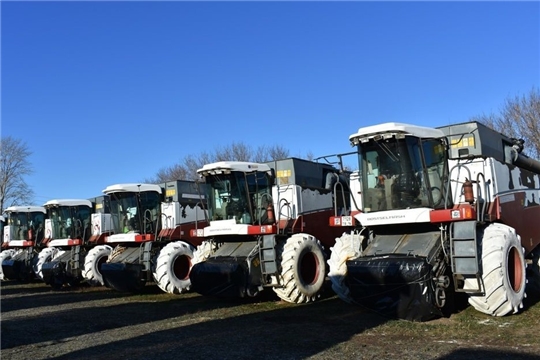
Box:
[0,136,34,213]
[472,87,540,159]
[212,142,248,162]
[147,142,294,183]
[253,144,290,163]
[153,164,189,183]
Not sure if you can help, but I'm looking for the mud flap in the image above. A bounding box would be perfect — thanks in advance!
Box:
[346,256,443,321]
[190,257,249,297]
[101,262,146,292]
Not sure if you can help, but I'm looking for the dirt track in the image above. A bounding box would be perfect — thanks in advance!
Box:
[2,281,540,360]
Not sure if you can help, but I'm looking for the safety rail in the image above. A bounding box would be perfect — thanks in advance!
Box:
[332,175,349,217]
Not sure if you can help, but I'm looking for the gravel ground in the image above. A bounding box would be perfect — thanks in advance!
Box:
[2,281,540,360]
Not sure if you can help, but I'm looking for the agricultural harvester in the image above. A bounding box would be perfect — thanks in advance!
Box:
[0,206,46,281]
[99,181,207,294]
[36,197,112,288]
[189,158,349,303]
[326,121,540,321]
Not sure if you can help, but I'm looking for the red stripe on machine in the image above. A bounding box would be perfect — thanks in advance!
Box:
[135,234,155,242]
[430,205,476,223]
[247,225,277,235]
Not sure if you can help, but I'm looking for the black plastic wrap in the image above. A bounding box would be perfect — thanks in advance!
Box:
[190,257,249,297]
[346,256,443,321]
[101,262,145,292]
[1,259,24,281]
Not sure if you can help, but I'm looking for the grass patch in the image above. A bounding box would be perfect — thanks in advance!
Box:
[360,291,540,348]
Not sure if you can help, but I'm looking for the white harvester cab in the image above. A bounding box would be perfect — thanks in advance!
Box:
[0,205,46,281]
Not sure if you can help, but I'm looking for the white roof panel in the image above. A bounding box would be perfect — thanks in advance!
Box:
[103,183,162,195]
[4,206,47,213]
[349,122,445,142]
[44,199,92,208]
[197,161,271,175]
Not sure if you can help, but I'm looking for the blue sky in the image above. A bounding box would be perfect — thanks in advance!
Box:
[2,1,539,204]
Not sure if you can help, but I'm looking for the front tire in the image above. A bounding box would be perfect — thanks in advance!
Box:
[327,233,362,304]
[0,250,18,280]
[273,233,326,304]
[153,241,195,294]
[192,240,218,265]
[33,247,62,280]
[83,245,112,286]
[467,223,526,316]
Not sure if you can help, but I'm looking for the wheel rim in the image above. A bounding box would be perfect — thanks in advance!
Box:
[300,251,320,286]
[508,246,524,293]
[173,255,191,281]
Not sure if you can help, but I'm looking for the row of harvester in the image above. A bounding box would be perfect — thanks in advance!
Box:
[2,120,539,322]
[0,206,46,281]
[0,198,113,287]
[0,180,208,294]
[327,121,540,321]
[99,181,206,294]
[189,158,349,303]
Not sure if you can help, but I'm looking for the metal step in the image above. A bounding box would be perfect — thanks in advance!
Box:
[450,220,481,292]
[70,246,80,272]
[259,235,277,275]
[140,242,153,273]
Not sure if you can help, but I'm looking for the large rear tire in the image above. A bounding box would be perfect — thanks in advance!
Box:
[0,250,18,280]
[33,247,62,280]
[327,233,362,304]
[273,233,326,304]
[467,223,526,316]
[153,241,196,294]
[83,245,112,286]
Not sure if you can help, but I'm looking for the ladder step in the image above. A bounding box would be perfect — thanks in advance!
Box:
[450,221,481,292]
[454,257,478,275]
[259,235,277,275]
[453,239,477,256]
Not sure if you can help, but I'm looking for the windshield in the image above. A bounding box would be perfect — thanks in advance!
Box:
[358,136,447,212]
[7,211,45,241]
[205,171,272,224]
[47,206,91,240]
[109,191,161,234]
